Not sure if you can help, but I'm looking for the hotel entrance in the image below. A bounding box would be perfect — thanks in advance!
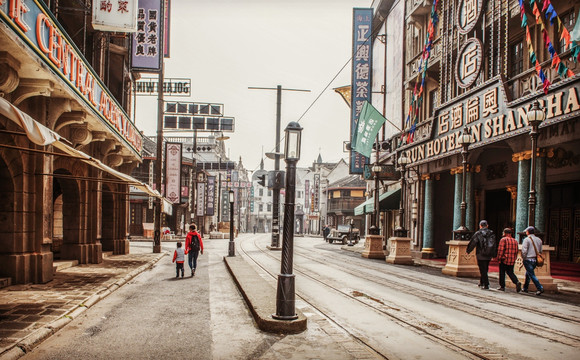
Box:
[484,189,512,236]
[547,182,580,262]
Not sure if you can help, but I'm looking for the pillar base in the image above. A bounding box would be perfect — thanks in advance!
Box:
[512,245,558,293]
[153,245,162,253]
[442,240,479,278]
[267,246,282,251]
[386,237,414,265]
[361,234,385,259]
[421,248,437,259]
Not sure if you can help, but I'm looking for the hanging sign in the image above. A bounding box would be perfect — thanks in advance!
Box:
[92,0,138,32]
[457,0,483,34]
[206,176,215,216]
[165,142,182,203]
[131,0,163,72]
[196,182,205,217]
[455,38,483,89]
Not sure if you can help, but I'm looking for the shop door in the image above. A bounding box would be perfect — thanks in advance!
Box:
[547,182,580,262]
[130,202,143,236]
[485,189,512,235]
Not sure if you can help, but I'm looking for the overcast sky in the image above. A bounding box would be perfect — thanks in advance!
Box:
[135,0,372,172]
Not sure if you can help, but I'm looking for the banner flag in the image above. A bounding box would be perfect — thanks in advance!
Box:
[352,101,386,158]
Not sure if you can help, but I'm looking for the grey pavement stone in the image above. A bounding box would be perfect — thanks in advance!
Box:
[0,247,166,360]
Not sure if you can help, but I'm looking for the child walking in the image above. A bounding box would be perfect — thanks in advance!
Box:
[172,241,185,278]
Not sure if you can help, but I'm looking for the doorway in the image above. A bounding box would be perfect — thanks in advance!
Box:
[547,182,580,262]
[485,189,512,235]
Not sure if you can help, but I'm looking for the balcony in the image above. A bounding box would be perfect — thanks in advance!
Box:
[327,198,366,214]
[405,37,441,86]
[505,51,580,102]
[406,0,433,18]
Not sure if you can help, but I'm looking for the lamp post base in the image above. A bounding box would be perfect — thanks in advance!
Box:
[442,240,479,277]
[386,236,414,265]
[228,241,235,257]
[361,234,385,259]
[273,274,298,320]
[153,245,162,253]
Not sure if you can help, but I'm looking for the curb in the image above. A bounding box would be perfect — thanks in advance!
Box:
[224,256,307,334]
[0,252,167,360]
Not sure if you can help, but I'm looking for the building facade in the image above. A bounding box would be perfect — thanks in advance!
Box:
[0,1,147,284]
[368,0,580,261]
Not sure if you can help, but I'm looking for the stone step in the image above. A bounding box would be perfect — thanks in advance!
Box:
[52,260,79,274]
[0,277,11,289]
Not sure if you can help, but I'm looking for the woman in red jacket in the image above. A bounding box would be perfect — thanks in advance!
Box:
[185,224,204,276]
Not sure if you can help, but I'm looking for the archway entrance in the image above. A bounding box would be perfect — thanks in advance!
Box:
[53,169,80,260]
[0,155,15,274]
[484,189,512,235]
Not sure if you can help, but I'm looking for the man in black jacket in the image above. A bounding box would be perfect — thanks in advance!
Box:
[467,220,497,290]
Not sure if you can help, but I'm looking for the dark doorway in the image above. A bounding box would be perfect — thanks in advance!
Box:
[484,189,512,236]
[433,172,454,257]
[547,182,580,262]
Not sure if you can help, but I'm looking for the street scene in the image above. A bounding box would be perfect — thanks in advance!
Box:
[2,0,580,359]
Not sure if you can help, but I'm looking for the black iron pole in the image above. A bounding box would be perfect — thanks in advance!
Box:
[271,85,282,248]
[394,163,407,237]
[273,157,298,320]
[229,196,235,256]
[528,123,539,228]
[153,62,164,253]
[459,144,468,230]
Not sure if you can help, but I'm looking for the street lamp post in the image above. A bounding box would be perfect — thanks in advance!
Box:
[453,126,475,239]
[273,121,302,320]
[228,190,235,256]
[526,100,545,229]
[395,152,410,237]
[371,159,382,235]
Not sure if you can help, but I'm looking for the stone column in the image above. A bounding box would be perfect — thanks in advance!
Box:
[465,170,474,231]
[513,152,531,237]
[535,151,547,232]
[452,169,462,231]
[421,175,436,258]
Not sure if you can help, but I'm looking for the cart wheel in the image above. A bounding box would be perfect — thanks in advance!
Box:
[342,236,347,245]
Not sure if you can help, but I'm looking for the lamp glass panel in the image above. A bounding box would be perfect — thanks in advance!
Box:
[229,191,234,203]
[285,131,301,160]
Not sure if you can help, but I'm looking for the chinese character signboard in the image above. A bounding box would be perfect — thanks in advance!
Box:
[0,0,143,155]
[350,8,373,174]
[163,0,171,58]
[206,176,215,216]
[165,142,181,203]
[196,182,205,217]
[132,0,163,72]
[92,0,138,32]
[457,0,483,34]
[313,174,320,212]
[455,38,482,89]
[221,189,229,220]
[304,180,310,212]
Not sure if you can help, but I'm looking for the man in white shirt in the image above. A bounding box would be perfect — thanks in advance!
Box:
[521,226,544,295]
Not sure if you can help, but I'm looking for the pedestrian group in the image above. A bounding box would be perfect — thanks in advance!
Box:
[172,224,204,278]
[467,220,544,296]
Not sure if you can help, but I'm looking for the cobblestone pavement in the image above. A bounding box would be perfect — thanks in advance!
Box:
[0,246,166,359]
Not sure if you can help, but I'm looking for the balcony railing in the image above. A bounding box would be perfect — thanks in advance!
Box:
[328,198,366,213]
[505,50,580,102]
[406,0,433,18]
[405,37,441,84]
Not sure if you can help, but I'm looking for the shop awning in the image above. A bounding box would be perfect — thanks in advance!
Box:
[0,96,161,199]
[354,188,401,215]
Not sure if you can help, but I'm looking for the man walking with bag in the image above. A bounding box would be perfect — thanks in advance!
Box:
[467,220,497,290]
[496,228,522,292]
[185,224,204,277]
[521,226,544,295]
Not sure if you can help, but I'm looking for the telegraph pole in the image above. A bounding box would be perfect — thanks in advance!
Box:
[249,86,310,250]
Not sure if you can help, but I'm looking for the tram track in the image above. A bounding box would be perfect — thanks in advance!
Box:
[239,236,509,360]
[291,243,580,347]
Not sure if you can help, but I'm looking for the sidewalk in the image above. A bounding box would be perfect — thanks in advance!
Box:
[0,247,166,360]
[340,242,580,294]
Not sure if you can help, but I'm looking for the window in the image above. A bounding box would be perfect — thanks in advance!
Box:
[259,188,263,196]
[510,41,524,77]
[259,204,263,212]
[267,204,272,212]
[559,11,576,52]
[268,190,272,196]
[297,191,302,199]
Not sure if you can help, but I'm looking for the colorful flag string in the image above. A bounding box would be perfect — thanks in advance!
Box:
[532,0,575,79]
[402,0,439,145]
[519,0,551,93]
[540,0,580,63]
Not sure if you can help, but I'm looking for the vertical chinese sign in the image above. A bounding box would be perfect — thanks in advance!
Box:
[313,174,320,212]
[163,0,171,58]
[165,142,181,204]
[196,182,205,217]
[132,0,163,72]
[206,176,215,216]
[350,8,373,174]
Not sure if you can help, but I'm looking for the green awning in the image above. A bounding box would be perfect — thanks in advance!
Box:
[354,188,401,215]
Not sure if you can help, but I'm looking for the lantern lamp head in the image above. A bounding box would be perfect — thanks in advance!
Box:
[284,121,303,161]
[527,99,545,128]
[228,190,234,204]
[398,151,410,167]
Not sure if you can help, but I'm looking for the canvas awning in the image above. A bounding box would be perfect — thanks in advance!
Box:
[354,188,401,215]
[0,96,161,199]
